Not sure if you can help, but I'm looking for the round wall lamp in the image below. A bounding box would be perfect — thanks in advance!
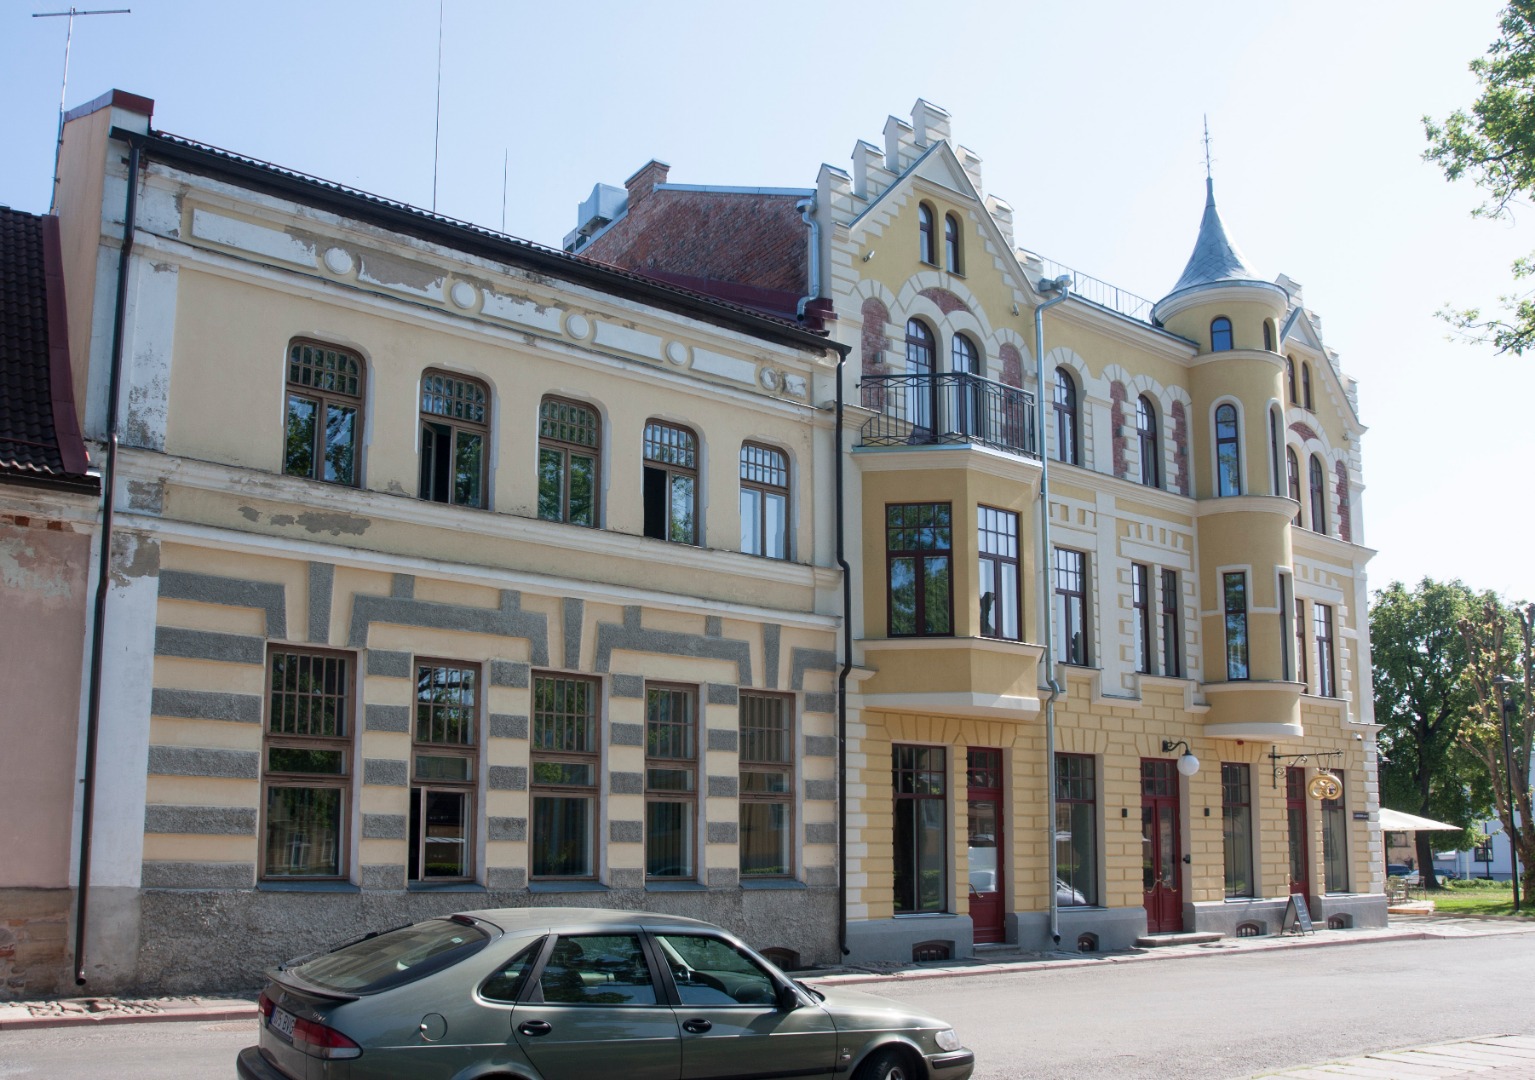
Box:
[1161,739,1200,776]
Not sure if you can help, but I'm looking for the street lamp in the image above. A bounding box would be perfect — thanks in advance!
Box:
[1492,673,1521,913]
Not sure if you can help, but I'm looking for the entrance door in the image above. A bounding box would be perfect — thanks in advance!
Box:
[1286,766,1311,897]
[966,748,1005,944]
[1141,758,1183,933]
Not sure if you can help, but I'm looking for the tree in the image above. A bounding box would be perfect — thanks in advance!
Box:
[1423,1,1535,354]
[1458,600,1535,901]
[1372,580,1493,884]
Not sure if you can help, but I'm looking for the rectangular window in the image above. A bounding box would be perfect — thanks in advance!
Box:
[411,660,478,881]
[1278,575,1292,682]
[978,506,1020,640]
[1056,753,1098,906]
[893,745,947,914]
[1315,603,1336,698]
[1132,563,1153,674]
[1286,767,1309,894]
[646,684,697,879]
[1221,763,1253,899]
[531,674,599,879]
[1224,572,1249,681]
[1322,772,1348,893]
[1295,597,1309,691]
[887,503,952,637]
[1160,569,1182,678]
[739,692,793,877]
[1054,548,1089,665]
[263,648,353,879]
[740,444,789,559]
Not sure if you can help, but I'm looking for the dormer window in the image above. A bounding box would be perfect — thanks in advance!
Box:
[1215,403,1241,496]
[1210,317,1233,352]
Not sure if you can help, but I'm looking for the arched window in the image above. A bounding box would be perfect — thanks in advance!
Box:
[944,212,962,273]
[285,340,364,486]
[1053,368,1079,466]
[918,203,936,265]
[1286,357,1298,404]
[1301,363,1314,410]
[740,443,789,559]
[905,319,936,431]
[538,396,599,526]
[951,333,979,374]
[1215,403,1241,496]
[419,369,488,507]
[1211,317,1233,352]
[1137,395,1159,488]
[953,334,982,438]
[1269,407,1283,496]
[1309,455,1327,534]
[1286,447,1302,526]
[1263,321,1274,351]
[643,420,698,544]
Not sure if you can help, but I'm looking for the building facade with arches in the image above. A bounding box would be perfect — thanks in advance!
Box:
[576,99,1380,963]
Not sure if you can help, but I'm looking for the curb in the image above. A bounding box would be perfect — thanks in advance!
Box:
[0,999,257,1033]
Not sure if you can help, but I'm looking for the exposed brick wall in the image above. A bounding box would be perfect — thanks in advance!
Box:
[1170,400,1190,496]
[580,187,809,308]
[1289,420,1320,443]
[998,343,1022,389]
[917,287,970,316]
[1110,381,1129,479]
[1335,460,1352,543]
[860,298,891,411]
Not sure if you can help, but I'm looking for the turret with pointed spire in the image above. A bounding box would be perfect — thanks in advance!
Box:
[1151,176,1288,330]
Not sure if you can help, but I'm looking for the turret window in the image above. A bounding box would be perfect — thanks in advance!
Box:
[1210,317,1233,352]
[1224,572,1249,681]
[1215,403,1241,496]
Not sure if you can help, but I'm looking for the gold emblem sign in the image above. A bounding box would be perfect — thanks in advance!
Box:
[1308,774,1342,800]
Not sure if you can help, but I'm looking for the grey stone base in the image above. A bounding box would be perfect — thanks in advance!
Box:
[1312,892,1388,930]
[1187,897,1292,938]
[131,885,839,995]
[1013,906,1146,953]
[845,914,973,966]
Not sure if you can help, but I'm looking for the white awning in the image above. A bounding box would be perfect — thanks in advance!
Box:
[1380,808,1461,832]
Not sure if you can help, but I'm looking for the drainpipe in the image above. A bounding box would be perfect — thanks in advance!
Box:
[834,344,852,957]
[796,198,820,322]
[1033,274,1070,949]
[75,139,140,985]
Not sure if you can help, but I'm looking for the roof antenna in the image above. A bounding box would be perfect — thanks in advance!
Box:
[501,148,508,233]
[34,6,131,212]
[432,0,444,213]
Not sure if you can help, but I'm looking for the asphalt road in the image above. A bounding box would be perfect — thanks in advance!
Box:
[2,933,1533,1079]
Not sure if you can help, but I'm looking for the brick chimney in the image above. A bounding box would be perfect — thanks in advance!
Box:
[624,159,671,208]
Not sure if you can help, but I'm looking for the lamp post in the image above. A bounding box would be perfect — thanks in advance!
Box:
[1492,673,1521,913]
[1484,822,1493,881]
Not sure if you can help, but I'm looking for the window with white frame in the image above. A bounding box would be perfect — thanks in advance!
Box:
[739,443,789,559]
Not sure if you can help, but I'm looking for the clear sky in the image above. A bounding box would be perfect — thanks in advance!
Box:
[4,0,1530,602]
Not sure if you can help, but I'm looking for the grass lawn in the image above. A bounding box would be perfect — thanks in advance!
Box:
[1420,878,1535,917]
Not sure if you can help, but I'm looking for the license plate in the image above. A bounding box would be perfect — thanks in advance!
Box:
[271,1006,297,1039]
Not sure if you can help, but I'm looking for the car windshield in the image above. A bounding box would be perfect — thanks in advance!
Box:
[292,918,491,994]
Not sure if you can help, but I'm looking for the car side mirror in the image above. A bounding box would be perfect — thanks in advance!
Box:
[775,983,800,1012]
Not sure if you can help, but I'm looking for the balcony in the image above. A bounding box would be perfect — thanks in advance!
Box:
[858,372,1037,458]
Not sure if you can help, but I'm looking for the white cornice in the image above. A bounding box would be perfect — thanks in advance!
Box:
[853,691,1041,720]
[1194,494,1298,521]
[1203,722,1305,743]
[851,442,1042,483]
[1183,347,1285,371]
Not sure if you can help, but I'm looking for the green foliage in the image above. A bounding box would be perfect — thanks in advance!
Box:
[1424,1,1535,353]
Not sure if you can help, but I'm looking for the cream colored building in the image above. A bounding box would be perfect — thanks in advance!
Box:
[48,91,845,993]
[575,99,1382,964]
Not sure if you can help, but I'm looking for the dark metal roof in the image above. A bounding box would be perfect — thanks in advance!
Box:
[0,207,95,492]
[116,130,846,359]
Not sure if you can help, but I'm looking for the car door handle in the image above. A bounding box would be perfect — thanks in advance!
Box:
[518,1020,552,1037]
[682,1018,713,1034]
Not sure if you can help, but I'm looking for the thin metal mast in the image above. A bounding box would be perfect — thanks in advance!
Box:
[34,6,131,211]
[432,0,444,212]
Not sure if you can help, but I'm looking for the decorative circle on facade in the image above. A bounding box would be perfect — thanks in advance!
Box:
[449,282,479,310]
[322,247,354,275]
[759,367,782,391]
[565,313,592,340]
[665,341,690,366]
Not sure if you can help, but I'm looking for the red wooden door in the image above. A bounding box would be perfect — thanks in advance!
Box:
[1141,758,1183,933]
[967,748,1005,944]
[1286,766,1311,897]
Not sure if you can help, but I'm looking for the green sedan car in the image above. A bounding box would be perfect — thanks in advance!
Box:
[236,907,974,1080]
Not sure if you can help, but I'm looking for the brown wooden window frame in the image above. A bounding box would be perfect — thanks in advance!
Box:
[1137,395,1160,488]
[1132,562,1153,675]
[645,682,698,880]
[1222,762,1254,899]
[917,202,936,265]
[1160,568,1182,678]
[978,505,1020,641]
[410,658,480,883]
[944,212,963,274]
[1215,402,1241,497]
[893,744,948,914]
[1314,603,1336,698]
[538,396,600,528]
[739,691,794,878]
[1309,454,1328,535]
[419,369,489,509]
[1224,571,1249,681]
[261,646,355,882]
[1056,752,1098,907]
[1296,596,1309,691]
[886,502,953,638]
[1210,316,1233,352]
[1287,446,1302,525]
[1053,367,1080,466]
[1054,547,1090,666]
[530,673,601,880]
[1301,362,1314,410]
[284,339,365,488]
[643,420,700,545]
[739,442,790,560]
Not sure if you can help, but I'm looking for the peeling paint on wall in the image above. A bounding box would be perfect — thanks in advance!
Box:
[0,534,78,599]
[109,531,161,587]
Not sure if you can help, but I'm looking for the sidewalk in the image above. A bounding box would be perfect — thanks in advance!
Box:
[0,912,1530,1038]
[1258,1034,1535,1079]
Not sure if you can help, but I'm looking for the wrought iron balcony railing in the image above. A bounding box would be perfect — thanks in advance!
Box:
[858,372,1037,458]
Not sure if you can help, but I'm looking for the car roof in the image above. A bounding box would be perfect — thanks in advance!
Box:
[454,907,726,935]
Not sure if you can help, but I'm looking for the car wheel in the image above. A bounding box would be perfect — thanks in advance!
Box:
[855,1047,914,1080]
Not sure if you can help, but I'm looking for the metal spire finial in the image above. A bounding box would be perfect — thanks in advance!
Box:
[1202,114,1213,181]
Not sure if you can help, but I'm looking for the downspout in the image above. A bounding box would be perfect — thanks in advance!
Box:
[835,346,852,957]
[796,198,820,321]
[75,138,140,985]
[1033,274,1070,949]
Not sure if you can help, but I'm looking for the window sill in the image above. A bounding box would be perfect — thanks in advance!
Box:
[646,880,709,892]
[740,878,807,891]
[407,881,487,893]
[529,880,608,894]
[258,880,360,893]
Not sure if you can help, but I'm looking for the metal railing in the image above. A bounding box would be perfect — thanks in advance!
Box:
[858,372,1037,457]
[1038,258,1155,324]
